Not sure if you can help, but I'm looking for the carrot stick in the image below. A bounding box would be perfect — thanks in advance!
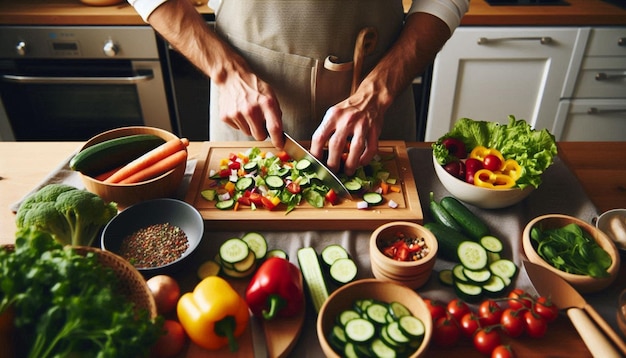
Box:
[119,149,188,184]
[105,138,189,183]
[92,166,123,182]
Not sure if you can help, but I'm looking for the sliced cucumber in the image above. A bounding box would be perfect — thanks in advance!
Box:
[265,175,285,190]
[235,177,254,191]
[480,235,504,253]
[487,251,501,264]
[241,232,268,260]
[345,318,376,344]
[438,269,454,286]
[219,238,250,264]
[221,260,257,278]
[344,180,363,193]
[295,159,313,172]
[398,315,425,340]
[321,244,349,267]
[482,275,507,298]
[363,192,384,206]
[243,161,258,173]
[329,325,347,351]
[457,241,488,271]
[388,301,411,320]
[338,309,361,327]
[489,259,518,280]
[452,264,469,283]
[233,250,256,272]
[366,303,390,326]
[454,281,483,303]
[265,249,289,260]
[385,321,410,345]
[215,198,235,210]
[297,247,330,313]
[370,338,397,358]
[462,267,492,285]
[329,258,358,285]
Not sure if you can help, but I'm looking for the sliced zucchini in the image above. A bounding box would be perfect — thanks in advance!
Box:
[457,241,488,271]
[480,235,504,253]
[363,192,384,206]
[321,244,349,267]
[241,232,268,260]
[345,318,376,344]
[219,238,250,264]
[329,258,358,285]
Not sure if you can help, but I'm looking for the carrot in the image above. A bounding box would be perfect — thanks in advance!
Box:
[92,166,123,182]
[105,138,189,183]
[119,149,188,184]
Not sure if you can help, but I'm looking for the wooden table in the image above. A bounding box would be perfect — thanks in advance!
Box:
[1,141,625,357]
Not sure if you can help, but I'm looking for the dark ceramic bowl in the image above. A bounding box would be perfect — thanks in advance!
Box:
[101,198,204,275]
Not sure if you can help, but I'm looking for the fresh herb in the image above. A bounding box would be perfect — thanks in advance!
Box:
[0,228,163,358]
[530,223,612,278]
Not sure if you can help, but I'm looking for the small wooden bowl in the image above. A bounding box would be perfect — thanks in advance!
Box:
[522,214,620,293]
[370,221,438,289]
[79,126,186,210]
[317,279,432,358]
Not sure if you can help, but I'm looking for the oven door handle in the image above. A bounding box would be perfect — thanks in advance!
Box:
[0,70,154,85]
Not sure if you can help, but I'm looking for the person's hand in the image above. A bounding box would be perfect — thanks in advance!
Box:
[217,71,285,149]
[309,90,385,176]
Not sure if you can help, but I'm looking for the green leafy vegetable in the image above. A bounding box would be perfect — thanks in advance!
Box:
[432,115,558,189]
[15,184,118,247]
[0,228,163,358]
[530,223,612,278]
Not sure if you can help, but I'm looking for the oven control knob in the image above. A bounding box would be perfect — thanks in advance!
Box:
[16,41,27,56]
[103,39,119,57]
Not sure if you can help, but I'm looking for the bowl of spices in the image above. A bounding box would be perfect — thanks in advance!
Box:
[369,221,438,289]
[101,198,204,275]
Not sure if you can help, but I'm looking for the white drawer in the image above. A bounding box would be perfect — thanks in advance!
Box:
[573,56,626,98]
[558,99,626,141]
[586,28,626,56]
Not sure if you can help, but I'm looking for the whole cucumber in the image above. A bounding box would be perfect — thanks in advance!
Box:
[429,192,464,233]
[440,196,490,241]
[424,222,472,262]
[70,134,166,176]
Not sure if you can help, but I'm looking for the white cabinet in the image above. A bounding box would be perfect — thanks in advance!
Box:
[554,28,626,141]
[425,27,583,141]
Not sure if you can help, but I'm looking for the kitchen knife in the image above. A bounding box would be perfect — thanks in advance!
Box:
[250,314,268,358]
[282,132,352,199]
[524,261,626,357]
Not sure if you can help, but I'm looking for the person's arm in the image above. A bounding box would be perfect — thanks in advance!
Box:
[130,0,284,147]
[311,3,468,175]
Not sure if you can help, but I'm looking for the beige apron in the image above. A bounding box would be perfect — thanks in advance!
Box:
[209,0,416,141]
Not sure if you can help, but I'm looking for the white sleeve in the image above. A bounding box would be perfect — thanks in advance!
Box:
[407,0,470,32]
[126,0,169,22]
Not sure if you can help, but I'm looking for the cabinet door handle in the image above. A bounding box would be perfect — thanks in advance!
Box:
[477,36,553,45]
[619,38,625,46]
[595,72,626,81]
[587,107,626,115]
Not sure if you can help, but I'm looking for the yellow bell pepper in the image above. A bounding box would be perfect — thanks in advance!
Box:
[470,146,505,163]
[500,159,522,181]
[474,169,516,189]
[177,276,249,351]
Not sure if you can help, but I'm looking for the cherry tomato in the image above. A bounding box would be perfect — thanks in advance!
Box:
[433,314,461,347]
[464,158,483,184]
[424,298,447,322]
[447,298,471,322]
[459,312,481,337]
[492,344,515,358]
[533,296,559,323]
[500,308,525,338]
[524,310,548,338]
[473,327,501,355]
[151,320,187,358]
[325,188,338,205]
[507,289,532,311]
[286,181,301,194]
[478,299,503,326]
[482,154,503,171]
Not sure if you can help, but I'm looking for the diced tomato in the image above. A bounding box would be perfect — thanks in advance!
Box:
[383,246,396,258]
[217,168,231,178]
[237,196,251,206]
[396,246,410,261]
[286,181,301,194]
[249,192,264,206]
[228,153,238,162]
[228,161,241,170]
[325,189,338,205]
[276,151,291,162]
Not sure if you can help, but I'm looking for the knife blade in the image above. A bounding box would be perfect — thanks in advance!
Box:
[282,132,352,199]
[524,261,626,357]
[249,313,268,358]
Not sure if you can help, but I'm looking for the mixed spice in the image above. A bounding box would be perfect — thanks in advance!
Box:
[119,223,189,268]
[381,231,430,262]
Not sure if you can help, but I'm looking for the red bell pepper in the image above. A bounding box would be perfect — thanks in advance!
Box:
[245,257,305,320]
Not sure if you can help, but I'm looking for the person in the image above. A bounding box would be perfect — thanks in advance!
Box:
[127,0,469,175]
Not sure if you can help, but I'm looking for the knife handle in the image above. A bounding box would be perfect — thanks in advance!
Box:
[567,308,621,358]
[584,304,626,355]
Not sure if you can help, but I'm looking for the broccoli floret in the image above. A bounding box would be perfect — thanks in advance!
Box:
[15,184,117,247]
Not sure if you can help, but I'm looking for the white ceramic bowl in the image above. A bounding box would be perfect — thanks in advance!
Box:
[522,214,620,293]
[433,154,534,209]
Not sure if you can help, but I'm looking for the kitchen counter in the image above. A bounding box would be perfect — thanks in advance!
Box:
[1,141,625,357]
[0,0,625,26]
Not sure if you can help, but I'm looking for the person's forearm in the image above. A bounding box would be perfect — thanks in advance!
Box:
[359,12,451,110]
[146,0,248,84]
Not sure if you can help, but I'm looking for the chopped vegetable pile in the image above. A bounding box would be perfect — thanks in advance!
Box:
[432,116,558,189]
[0,228,163,358]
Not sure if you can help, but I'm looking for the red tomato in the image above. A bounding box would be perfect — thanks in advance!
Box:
[286,181,301,194]
[424,299,447,322]
[325,189,338,205]
[460,312,481,337]
[276,151,291,162]
[478,299,503,326]
[500,308,525,338]
[447,298,471,322]
[482,154,502,171]
[491,344,515,358]
[151,320,187,358]
[433,314,461,347]
[524,310,548,338]
[507,289,532,310]
[473,327,501,355]
[533,296,559,323]
[464,158,483,184]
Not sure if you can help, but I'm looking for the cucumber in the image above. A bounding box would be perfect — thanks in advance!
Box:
[388,301,411,320]
[370,338,397,358]
[438,269,454,286]
[233,250,256,272]
[482,275,507,298]
[321,244,349,267]
[345,318,376,344]
[457,241,488,271]
[265,175,285,190]
[70,134,166,176]
[329,258,358,285]
[480,235,504,253]
[241,232,267,260]
[363,192,384,206]
[440,196,490,240]
[423,222,473,262]
[454,281,483,303]
[219,238,250,264]
[344,180,363,193]
[297,247,330,313]
[295,159,313,172]
[429,192,464,232]
[265,249,289,260]
[398,315,425,340]
[489,258,518,281]
[366,303,390,326]
[235,177,254,192]
[452,264,469,283]
[462,267,492,285]
[243,161,258,173]
[338,309,361,327]
[215,199,235,210]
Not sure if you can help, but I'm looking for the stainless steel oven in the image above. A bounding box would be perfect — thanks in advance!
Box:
[0,26,177,141]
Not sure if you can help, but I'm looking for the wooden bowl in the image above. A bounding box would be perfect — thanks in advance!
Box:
[370,221,438,289]
[79,126,186,210]
[317,279,432,358]
[80,0,124,6]
[522,214,620,293]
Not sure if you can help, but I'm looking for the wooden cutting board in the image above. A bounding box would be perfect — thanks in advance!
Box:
[185,141,423,230]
